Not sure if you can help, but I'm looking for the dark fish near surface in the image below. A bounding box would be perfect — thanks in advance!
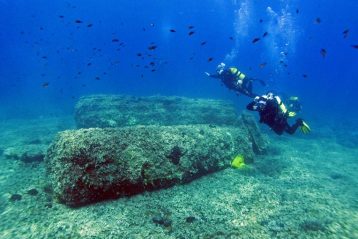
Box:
[315,17,321,24]
[229,36,234,40]
[169,29,176,32]
[351,45,358,49]
[112,38,119,42]
[95,76,100,80]
[42,82,49,88]
[343,29,349,38]
[302,74,308,78]
[137,53,142,56]
[59,15,64,18]
[252,38,260,43]
[148,44,157,50]
[75,20,83,24]
[200,41,207,46]
[320,48,327,58]
[259,19,263,23]
[87,62,92,66]
[188,31,195,36]
[188,25,194,29]
[87,24,93,27]
[262,32,268,38]
[296,9,299,14]
[259,62,267,68]
[208,57,213,62]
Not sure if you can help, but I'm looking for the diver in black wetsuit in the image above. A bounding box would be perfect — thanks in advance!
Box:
[205,63,265,98]
[246,92,311,135]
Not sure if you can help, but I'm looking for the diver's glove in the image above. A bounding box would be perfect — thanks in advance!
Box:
[298,119,311,134]
[288,111,297,117]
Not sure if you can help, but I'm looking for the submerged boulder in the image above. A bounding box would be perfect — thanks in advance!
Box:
[46,121,267,206]
[74,95,240,128]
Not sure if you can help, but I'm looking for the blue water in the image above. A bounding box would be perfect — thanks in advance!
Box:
[0,0,358,125]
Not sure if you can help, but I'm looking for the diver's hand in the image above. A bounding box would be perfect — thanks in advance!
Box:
[204,72,211,77]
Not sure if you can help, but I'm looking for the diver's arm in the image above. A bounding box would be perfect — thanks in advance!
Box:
[246,101,256,111]
[205,72,221,79]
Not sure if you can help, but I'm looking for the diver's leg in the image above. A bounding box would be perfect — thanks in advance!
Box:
[285,120,302,134]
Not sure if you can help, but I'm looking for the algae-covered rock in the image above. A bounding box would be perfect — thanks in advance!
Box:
[46,123,266,206]
[74,95,240,128]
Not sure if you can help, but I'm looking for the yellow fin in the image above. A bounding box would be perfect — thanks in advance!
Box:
[231,155,246,169]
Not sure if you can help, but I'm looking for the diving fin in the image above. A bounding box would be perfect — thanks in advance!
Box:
[300,120,311,134]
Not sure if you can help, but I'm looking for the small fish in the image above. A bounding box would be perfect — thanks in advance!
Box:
[188,31,195,36]
[229,36,234,40]
[315,17,321,24]
[151,69,156,72]
[200,41,207,46]
[75,20,83,24]
[259,62,267,68]
[188,25,194,29]
[137,53,142,57]
[41,56,48,59]
[148,45,157,50]
[95,76,100,80]
[40,27,44,31]
[87,23,93,27]
[320,48,327,58]
[262,32,268,38]
[169,29,176,32]
[112,38,119,42]
[259,19,263,23]
[252,38,260,43]
[149,62,155,66]
[296,9,299,14]
[351,45,358,49]
[302,74,308,78]
[208,57,213,62]
[87,62,92,66]
[42,82,49,88]
[343,29,349,38]
[59,15,64,19]
[141,74,144,78]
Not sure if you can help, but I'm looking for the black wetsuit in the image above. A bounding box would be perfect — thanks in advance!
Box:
[247,96,302,135]
[211,70,255,98]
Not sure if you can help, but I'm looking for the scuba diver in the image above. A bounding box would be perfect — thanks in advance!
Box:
[246,92,311,135]
[205,63,266,98]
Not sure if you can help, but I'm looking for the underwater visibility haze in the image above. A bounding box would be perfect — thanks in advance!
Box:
[0,0,357,238]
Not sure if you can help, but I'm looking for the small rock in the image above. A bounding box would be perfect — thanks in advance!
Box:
[27,188,39,196]
[152,215,172,227]
[300,220,326,232]
[185,216,196,223]
[43,185,53,194]
[9,194,22,201]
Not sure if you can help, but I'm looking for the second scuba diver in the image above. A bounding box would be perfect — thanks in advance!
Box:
[205,63,266,98]
[246,92,311,135]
